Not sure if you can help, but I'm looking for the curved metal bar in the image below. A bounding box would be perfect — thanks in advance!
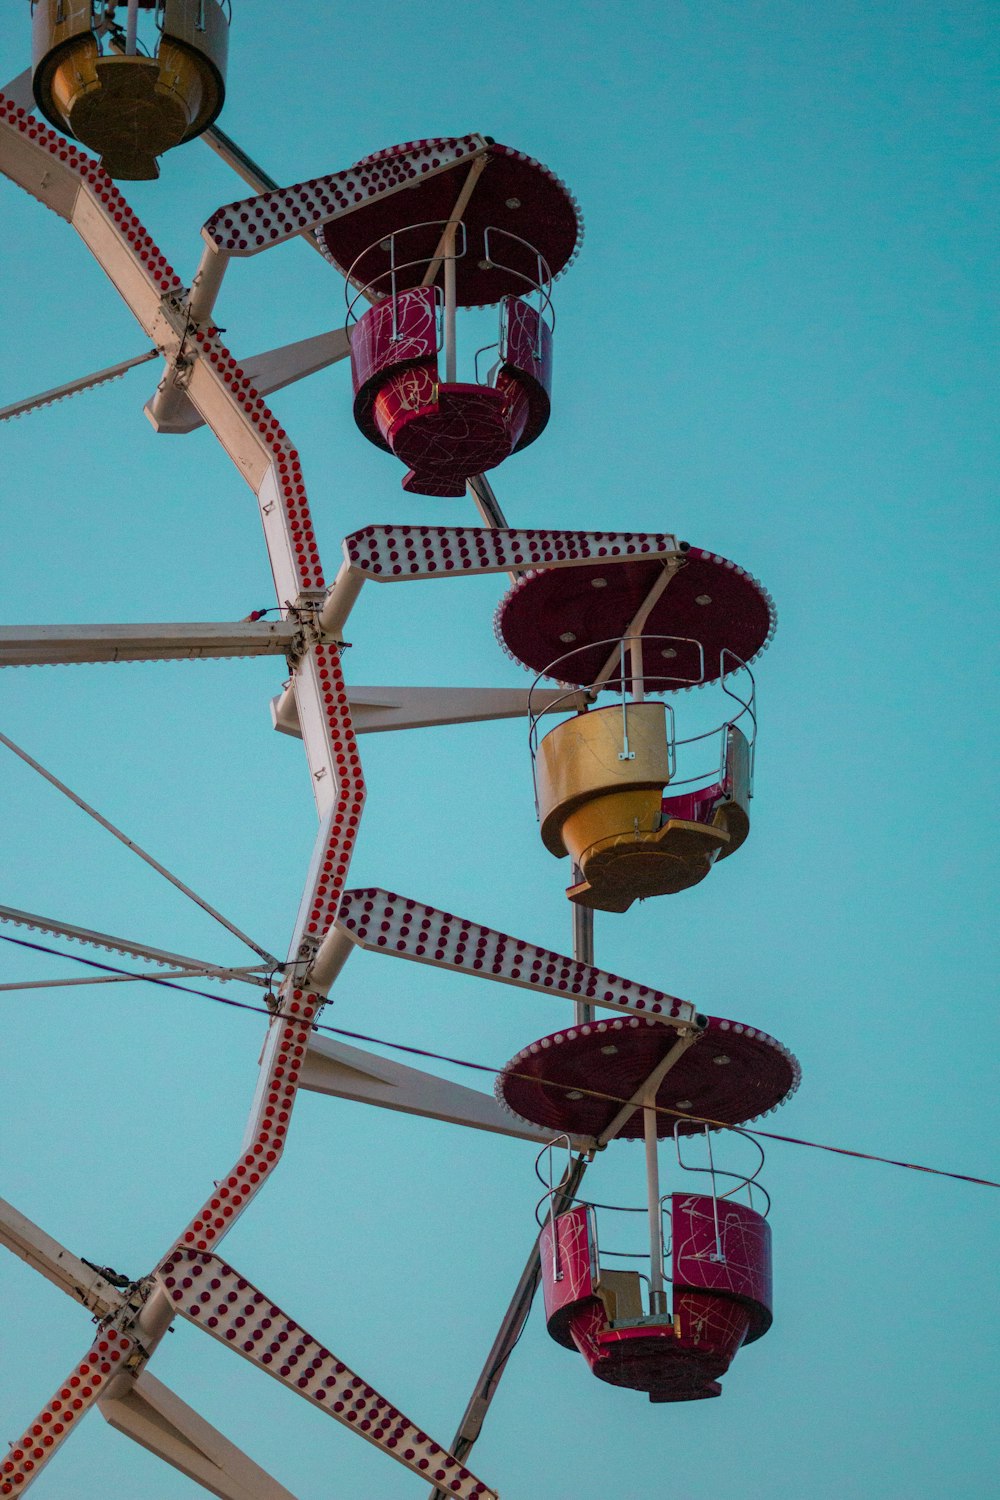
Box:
[672,1122,771,1217]
[344,220,468,322]
[483,226,555,331]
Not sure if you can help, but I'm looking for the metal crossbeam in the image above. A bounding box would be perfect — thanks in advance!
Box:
[320,527,680,637]
[0,349,158,425]
[0,622,300,667]
[0,904,273,983]
[146,327,351,434]
[100,1374,297,1500]
[301,1032,596,1150]
[272,683,586,739]
[0,1196,124,1317]
[201,137,491,259]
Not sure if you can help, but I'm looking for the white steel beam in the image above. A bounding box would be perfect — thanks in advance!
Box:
[0,1207,284,1500]
[0,965,269,994]
[0,622,300,667]
[272,683,586,740]
[0,903,273,983]
[200,137,491,260]
[2,1328,141,1491]
[0,1196,124,1317]
[100,1373,298,1500]
[0,349,158,425]
[301,1033,596,1150]
[0,69,34,112]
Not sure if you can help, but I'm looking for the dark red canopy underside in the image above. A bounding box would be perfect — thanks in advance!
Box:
[321,139,581,307]
[497,1016,799,1139]
[494,548,775,689]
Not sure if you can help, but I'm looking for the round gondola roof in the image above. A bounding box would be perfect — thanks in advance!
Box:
[494,547,776,690]
[322,136,583,308]
[497,1014,799,1140]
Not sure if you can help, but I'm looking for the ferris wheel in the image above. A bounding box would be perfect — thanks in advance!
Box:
[0,6,804,1496]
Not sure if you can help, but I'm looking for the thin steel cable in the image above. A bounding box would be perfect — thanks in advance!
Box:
[1,931,996,1192]
[0,730,277,965]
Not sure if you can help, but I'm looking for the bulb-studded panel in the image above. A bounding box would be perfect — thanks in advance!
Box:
[335,887,697,1024]
[342,525,681,580]
[0,1330,136,1495]
[158,1251,495,1498]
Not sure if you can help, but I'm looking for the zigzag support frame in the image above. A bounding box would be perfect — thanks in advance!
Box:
[0,92,489,1499]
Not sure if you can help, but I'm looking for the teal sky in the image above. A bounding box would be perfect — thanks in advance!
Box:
[1,3,997,1496]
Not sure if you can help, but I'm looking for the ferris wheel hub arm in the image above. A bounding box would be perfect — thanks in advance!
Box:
[146,327,352,435]
[0,68,32,112]
[328,887,698,1028]
[200,137,492,261]
[0,903,273,980]
[1,1327,139,1494]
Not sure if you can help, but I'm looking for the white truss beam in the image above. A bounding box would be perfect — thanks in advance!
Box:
[200,137,491,260]
[0,965,269,994]
[0,622,300,667]
[2,1328,140,1492]
[319,527,681,636]
[0,349,158,425]
[321,888,699,1027]
[301,1033,596,1150]
[0,68,33,111]
[0,903,273,984]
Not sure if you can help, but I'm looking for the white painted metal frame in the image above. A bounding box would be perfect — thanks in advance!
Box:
[0,90,692,1500]
[0,94,496,1500]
